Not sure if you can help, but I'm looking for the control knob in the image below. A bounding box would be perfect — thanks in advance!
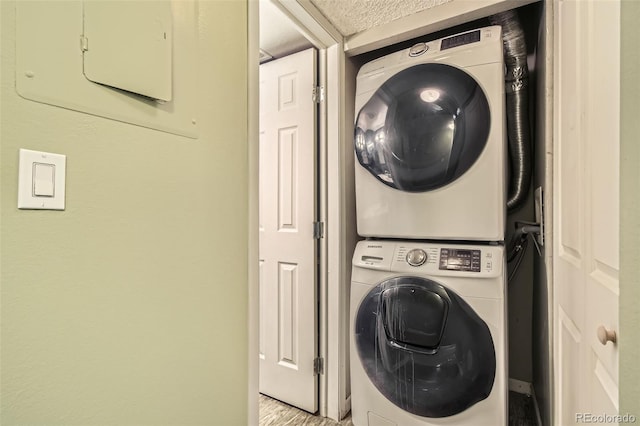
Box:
[406,249,427,267]
[409,42,428,57]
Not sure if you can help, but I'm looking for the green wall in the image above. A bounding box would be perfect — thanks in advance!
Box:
[620,0,640,418]
[0,1,249,424]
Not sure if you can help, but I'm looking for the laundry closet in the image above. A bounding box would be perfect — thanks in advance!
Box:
[256,0,623,424]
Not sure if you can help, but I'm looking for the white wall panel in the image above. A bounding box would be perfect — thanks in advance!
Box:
[15,1,197,138]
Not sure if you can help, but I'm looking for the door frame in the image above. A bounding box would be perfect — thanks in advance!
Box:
[248,0,347,422]
[249,1,553,423]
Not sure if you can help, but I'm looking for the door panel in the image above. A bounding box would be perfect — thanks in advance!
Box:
[558,307,583,425]
[590,350,618,414]
[584,2,620,411]
[259,48,318,413]
[553,0,620,423]
[278,128,299,230]
[278,262,298,367]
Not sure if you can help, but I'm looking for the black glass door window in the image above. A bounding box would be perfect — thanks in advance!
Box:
[354,276,496,418]
[355,63,491,192]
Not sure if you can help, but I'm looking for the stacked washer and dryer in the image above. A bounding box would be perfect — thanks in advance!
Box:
[350,26,509,426]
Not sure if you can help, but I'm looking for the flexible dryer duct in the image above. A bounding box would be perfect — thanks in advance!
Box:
[490,10,532,211]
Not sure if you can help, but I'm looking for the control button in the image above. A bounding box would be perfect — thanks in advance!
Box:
[397,247,407,261]
[406,249,427,267]
[409,42,428,57]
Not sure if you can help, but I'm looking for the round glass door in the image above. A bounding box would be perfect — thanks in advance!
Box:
[354,63,491,192]
[354,276,496,418]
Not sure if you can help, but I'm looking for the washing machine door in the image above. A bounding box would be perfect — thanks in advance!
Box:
[354,63,491,192]
[354,276,496,418]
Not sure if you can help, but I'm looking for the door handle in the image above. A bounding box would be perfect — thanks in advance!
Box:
[596,325,617,345]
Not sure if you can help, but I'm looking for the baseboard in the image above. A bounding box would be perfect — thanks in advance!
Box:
[509,378,533,396]
[340,395,351,420]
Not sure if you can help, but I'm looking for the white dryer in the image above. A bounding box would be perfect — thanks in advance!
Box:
[350,240,507,426]
[354,26,506,241]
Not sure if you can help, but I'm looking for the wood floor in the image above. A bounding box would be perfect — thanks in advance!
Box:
[259,391,537,426]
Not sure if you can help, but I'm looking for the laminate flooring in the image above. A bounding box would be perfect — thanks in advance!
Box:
[259,391,537,426]
[259,395,352,426]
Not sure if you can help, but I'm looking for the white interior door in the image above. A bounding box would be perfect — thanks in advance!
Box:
[259,48,318,413]
[553,1,620,424]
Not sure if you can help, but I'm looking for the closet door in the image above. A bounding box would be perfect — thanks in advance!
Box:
[259,48,319,413]
[553,1,620,423]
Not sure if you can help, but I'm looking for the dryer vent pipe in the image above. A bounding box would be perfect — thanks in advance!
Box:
[490,10,532,211]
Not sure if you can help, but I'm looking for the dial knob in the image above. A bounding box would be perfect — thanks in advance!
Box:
[406,249,427,267]
[409,42,428,57]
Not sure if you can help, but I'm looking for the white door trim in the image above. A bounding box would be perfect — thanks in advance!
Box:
[270,3,343,419]
[248,1,260,425]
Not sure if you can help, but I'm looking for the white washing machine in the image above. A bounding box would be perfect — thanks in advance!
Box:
[350,240,507,426]
[354,26,506,241]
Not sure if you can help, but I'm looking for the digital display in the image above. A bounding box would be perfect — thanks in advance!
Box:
[441,30,481,51]
[439,248,481,272]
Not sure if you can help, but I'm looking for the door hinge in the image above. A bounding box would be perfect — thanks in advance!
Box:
[313,357,324,375]
[312,85,324,103]
[80,36,89,52]
[313,221,324,239]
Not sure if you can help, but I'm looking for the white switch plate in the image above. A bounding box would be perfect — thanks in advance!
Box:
[18,149,66,210]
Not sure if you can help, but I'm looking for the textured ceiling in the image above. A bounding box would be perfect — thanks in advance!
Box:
[310,0,452,36]
[260,0,456,61]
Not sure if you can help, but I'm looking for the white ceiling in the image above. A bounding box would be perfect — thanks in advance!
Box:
[259,0,313,61]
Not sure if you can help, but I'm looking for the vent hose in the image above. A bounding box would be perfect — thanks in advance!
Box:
[490,10,532,211]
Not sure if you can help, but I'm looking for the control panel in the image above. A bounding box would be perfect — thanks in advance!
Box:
[352,241,503,277]
[439,248,481,272]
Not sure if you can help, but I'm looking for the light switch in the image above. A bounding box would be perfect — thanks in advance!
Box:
[18,149,66,210]
[33,162,55,197]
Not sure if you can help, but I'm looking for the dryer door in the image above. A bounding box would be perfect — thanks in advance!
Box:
[354,276,496,418]
[354,63,491,192]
